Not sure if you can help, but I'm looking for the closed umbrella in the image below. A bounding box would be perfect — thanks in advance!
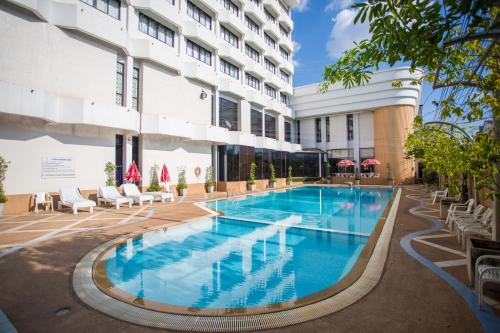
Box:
[160,163,170,183]
[125,161,142,183]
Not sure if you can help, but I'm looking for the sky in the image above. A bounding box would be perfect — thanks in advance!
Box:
[290,0,439,121]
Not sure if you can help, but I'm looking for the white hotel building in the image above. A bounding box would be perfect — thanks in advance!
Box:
[0,0,422,213]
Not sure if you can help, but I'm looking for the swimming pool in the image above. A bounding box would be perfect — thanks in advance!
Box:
[96,186,393,314]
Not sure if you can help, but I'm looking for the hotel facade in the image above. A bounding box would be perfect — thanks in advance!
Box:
[0,0,421,213]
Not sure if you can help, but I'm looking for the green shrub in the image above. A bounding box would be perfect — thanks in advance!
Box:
[177,170,188,190]
[0,156,10,203]
[287,165,292,181]
[269,163,276,183]
[205,166,215,187]
[248,162,256,185]
[104,162,116,186]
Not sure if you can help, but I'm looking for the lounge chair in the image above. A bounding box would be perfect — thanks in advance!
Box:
[456,208,493,245]
[58,188,96,214]
[451,204,485,231]
[121,183,154,206]
[98,186,133,209]
[432,188,448,204]
[32,192,54,213]
[475,255,500,308]
[445,199,474,228]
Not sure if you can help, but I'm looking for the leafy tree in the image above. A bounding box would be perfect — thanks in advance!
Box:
[269,163,276,183]
[322,0,500,238]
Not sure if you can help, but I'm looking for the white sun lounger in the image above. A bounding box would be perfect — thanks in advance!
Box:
[58,188,96,215]
[121,183,154,206]
[98,186,133,209]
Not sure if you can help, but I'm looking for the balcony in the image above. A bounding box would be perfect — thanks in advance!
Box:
[183,20,218,50]
[264,48,282,65]
[130,38,181,73]
[218,42,245,66]
[142,114,193,139]
[245,61,267,79]
[227,131,257,147]
[191,124,230,143]
[263,21,281,41]
[281,83,293,96]
[280,61,294,75]
[244,1,266,23]
[278,12,293,31]
[278,37,293,53]
[263,0,281,15]
[131,0,182,28]
[183,61,218,87]
[218,77,246,99]
[246,89,267,107]
[264,98,282,113]
[255,136,281,151]
[265,74,283,91]
[218,9,245,35]
[244,30,266,51]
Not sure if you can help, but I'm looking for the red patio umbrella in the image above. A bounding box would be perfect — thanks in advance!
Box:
[336,159,354,167]
[125,161,142,183]
[361,158,381,166]
[160,163,170,183]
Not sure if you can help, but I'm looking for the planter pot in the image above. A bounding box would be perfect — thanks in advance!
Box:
[206,185,214,193]
[286,180,292,186]
[247,184,256,191]
[179,188,188,196]
[0,203,4,217]
[269,182,276,189]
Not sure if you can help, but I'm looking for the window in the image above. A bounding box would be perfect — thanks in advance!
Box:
[80,0,120,20]
[219,97,238,131]
[264,58,276,74]
[245,43,260,63]
[279,1,290,16]
[264,84,276,99]
[264,33,276,49]
[279,24,289,38]
[279,47,289,61]
[223,0,239,17]
[186,39,212,65]
[251,109,263,136]
[187,0,212,30]
[139,14,174,46]
[265,114,276,139]
[280,92,288,105]
[280,69,289,83]
[116,61,124,106]
[220,25,239,48]
[245,15,260,34]
[285,121,292,142]
[115,134,124,185]
[326,117,330,142]
[264,8,276,23]
[329,149,354,173]
[249,0,261,5]
[296,120,300,144]
[315,118,321,143]
[245,72,260,90]
[220,59,239,79]
[132,67,139,110]
[360,148,376,173]
[347,114,354,140]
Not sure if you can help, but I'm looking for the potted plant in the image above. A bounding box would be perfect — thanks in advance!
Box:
[387,163,395,186]
[0,156,9,216]
[148,165,161,192]
[286,165,293,186]
[269,163,276,189]
[247,162,256,191]
[354,167,361,186]
[176,170,188,196]
[104,162,116,186]
[205,166,215,193]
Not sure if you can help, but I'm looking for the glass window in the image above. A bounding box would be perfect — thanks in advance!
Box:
[279,24,289,38]
[280,92,288,105]
[296,120,300,144]
[265,114,276,139]
[245,44,260,63]
[264,33,276,49]
[251,109,263,136]
[222,0,239,17]
[187,0,212,30]
[220,25,239,48]
[115,61,124,106]
[132,67,139,110]
[279,47,289,60]
[329,149,354,173]
[186,39,212,65]
[360,148,376,173]
[219,97,239,131]
[245,15,260,34]
[347,114,354,140]
[138,13,174,46]
[264,84,276,99]
[315,118,321,143]
[326,117,330,142]
[264,58,276,74]
[220,59,239,79]
[280,69,289,83]
[80,0,121,19]
[249,0,261,5]
[285,121,291,142]
[245,73,260,90]
[264,8,276,23]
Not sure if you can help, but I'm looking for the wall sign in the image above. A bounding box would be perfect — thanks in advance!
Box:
[41,157,76,179]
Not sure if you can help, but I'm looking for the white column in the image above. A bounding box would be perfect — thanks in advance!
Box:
[125,55,134,110]
[353,113,361,168]
[240,100,251,133]
[277,114,285,142]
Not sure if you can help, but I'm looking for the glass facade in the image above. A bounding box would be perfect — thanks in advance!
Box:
[328,149,354,174]
[315,118,321,143]
[347,114,354,140]
[251,109,263,136]
[284,121,291,142]
[219,97,238,131]
[265,114,276,139]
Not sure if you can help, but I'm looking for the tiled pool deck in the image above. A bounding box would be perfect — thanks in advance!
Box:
[0,185,498,332]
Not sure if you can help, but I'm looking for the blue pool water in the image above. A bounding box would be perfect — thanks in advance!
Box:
[104,186,392,309]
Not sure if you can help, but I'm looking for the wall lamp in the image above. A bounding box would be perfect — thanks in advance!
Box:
[200,89,208,100]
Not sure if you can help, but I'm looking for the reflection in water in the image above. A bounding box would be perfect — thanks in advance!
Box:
[105,187,391,309]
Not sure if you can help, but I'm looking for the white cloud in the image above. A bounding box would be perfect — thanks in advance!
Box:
[325,0,353,12]
[294,0,310,12]
[292,40,302,54]
[326,8,371,59]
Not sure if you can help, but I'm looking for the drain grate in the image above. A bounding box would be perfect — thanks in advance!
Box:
[55,307,71,316]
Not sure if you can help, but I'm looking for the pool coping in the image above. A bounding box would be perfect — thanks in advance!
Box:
[73,187,402,331]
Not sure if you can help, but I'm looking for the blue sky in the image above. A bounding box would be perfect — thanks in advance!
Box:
[291,0,439,121]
